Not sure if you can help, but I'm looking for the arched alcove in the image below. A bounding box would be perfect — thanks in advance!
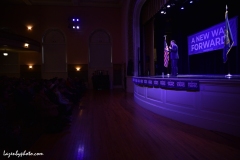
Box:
[42,29,67,79]
[89,29,112,68]
[89,29,112,89]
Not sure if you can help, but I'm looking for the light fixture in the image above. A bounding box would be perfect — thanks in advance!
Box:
[27,26,32,31]
[24,43,29,48]
[29,65,33,69]
[167,5,171,8]
[72,18,79,22]
[161,10,164,14]
[70,17,80,31]
[3,49,8,56]
[190,1,193,4]
[76,67,81,71]
[72,26,80,29]
[181,7,184,10]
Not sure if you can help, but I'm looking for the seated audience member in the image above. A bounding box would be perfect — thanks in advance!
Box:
[0,82,22,151]
[32,84,59,118]
[59,80,78,104]
[13,80,35,125]
[49,84,73,119]
[32,83,70,132]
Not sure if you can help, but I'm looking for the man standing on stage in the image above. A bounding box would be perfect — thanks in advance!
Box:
[168,40,179,76]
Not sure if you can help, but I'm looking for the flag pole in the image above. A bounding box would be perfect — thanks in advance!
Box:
[224,5,233,78]
[226,5,231,78]
[226,60,231,78]
[163,35,170,77]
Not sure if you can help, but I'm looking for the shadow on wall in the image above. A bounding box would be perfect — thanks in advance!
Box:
[127,59,133,76]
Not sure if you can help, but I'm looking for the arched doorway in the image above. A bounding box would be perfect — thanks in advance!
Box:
[89,29,112,89]
[42,29,67,79]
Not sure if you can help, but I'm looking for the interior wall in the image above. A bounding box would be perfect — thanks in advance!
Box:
[0,5,125,80]
[0,52,19,77]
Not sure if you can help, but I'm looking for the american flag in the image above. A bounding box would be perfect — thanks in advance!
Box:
[164,38,169,68]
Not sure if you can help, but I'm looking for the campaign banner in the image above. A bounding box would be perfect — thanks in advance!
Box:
[143,79,148,86]
[188,16,238,55]
[159,79,167,88]
[147,79,153,87]
[133,77,200,91]
[136,78,140,85]
[132,78,138,84]
[176,81,187,90]
[139,79,143,85]
[166,80,176,89]
[187,81,199,90]
[153,79,160,88]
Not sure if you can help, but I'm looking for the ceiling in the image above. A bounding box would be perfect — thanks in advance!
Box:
[0,0,124,7]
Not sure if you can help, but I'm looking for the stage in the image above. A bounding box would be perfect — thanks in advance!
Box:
[154,74,240,80]
[133,74,240,137]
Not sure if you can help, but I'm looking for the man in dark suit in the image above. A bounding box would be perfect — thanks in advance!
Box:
[168,40,179,76]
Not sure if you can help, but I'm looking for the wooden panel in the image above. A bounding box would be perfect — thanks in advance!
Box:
[68,64,88,82]
[146,87,163,102]
[0,52,18,64]
[20,65,41,79]
[0,64,19,73]
[134,80,240,137]
[166,90,196,108]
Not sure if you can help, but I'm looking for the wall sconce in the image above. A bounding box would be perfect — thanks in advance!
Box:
[3,49,8,56]
[29,65,33,69]
[24,43,29,48]
[76,67,81,71]
[27,26,32,31]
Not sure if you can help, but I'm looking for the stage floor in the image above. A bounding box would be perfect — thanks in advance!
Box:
[153,74,240,80]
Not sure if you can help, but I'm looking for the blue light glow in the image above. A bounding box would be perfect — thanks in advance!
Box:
[77,144,84,160]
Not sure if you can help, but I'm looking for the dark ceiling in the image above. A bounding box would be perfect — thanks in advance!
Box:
[0,0,124,7]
